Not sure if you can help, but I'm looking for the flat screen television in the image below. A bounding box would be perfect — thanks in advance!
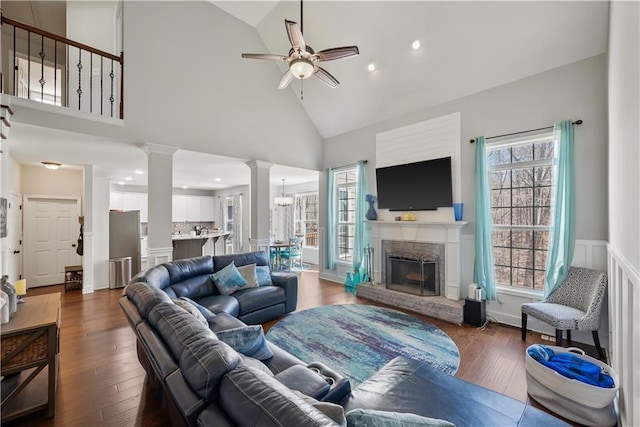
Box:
[375,157,453,211]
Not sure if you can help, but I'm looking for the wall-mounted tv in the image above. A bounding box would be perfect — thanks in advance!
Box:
[375,157,453,211]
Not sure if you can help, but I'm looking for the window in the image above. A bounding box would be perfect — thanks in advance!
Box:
[487,133,555,290]
[335,168,358,262]
[294,193,318,248]
[224,196,234,239]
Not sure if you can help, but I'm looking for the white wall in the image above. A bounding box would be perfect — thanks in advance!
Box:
[607,2,640,426]
[21,165,83,197]
[122,1,323,171]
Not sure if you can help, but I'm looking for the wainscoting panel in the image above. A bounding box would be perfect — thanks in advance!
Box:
[608,244,640,427]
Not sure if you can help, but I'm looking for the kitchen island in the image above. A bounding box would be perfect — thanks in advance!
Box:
[172,231,231,260]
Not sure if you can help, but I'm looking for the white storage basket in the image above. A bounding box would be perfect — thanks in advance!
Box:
[526,345,618,427]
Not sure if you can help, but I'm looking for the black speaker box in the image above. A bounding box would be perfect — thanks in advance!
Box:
[464,298,486,327]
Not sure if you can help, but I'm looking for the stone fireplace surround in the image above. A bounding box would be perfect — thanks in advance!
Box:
[357,220,467,324]
[382,240,445,296]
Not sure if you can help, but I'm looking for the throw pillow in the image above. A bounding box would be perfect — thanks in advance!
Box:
[216,325,274,361]
[179,296,217,322]
[172,298,207,326]
[345,409,455,427]
[237,263,259,288]
[212,261,249,295]
[293,390,347,426]
[256,265,273,286]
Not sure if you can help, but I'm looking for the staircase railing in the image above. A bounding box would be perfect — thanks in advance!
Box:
[1,13,124,119]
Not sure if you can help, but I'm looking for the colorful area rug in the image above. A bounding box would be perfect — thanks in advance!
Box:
[266,304,460,386]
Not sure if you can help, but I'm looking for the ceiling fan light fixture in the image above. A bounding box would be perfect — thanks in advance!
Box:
[289,58,315,79]
[42,161,61,170]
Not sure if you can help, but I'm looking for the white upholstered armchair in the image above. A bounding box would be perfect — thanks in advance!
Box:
[521,266,608,361]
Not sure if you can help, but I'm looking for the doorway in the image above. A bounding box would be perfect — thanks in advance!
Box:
[7,194,23,282]
[24,196,82,287]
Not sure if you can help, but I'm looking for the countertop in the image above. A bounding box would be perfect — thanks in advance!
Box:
[172,231,230,241]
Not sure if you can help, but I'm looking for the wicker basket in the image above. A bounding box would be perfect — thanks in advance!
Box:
[1,330,48,370]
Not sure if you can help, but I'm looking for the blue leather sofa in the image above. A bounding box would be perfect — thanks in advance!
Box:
[120,252,568,427]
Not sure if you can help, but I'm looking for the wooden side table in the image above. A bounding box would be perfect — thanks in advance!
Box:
[1,293,61,422]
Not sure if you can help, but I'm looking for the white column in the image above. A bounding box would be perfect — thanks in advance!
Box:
[82,165,94,293]
[142,143,177,266]
[245,160,272,253]
[92,176,110,290]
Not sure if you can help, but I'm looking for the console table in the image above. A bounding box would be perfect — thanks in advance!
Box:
[1,293,61,422]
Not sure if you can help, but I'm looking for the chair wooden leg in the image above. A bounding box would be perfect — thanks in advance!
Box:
[592,330,607,362]
[521,313,528,341]
[566,330,572,345]
[555,329,563,346]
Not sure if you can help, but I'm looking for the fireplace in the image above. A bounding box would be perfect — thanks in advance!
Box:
[386,254,439,296]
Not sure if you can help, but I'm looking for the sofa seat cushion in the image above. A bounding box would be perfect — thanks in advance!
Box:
[232,286,285,315]
[342,357,568,427]
[196,294,240,317]
[219,366,341,427]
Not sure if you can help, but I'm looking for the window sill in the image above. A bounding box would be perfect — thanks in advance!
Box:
[496,285,544,300]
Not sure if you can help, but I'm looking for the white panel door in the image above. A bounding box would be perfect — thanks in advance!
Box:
[25,198,82,287]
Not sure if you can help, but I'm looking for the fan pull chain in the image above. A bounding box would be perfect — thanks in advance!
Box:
[300,79,304,101]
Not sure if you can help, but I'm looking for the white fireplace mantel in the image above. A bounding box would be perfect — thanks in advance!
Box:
[367,220,468,300]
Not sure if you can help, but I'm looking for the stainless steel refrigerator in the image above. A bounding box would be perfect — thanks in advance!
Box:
[109,211,142,278]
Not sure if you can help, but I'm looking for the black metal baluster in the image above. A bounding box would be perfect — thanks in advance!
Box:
[39,35,46,102]
[13,26,17,96]
[90,54,93,113]
[77,48,82,110]
[54,40,57,105]
[100,57,103,115]
[27,30,31,99]
[109,59,114,118]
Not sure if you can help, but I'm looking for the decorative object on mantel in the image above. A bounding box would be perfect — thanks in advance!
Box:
[365,194,378,220]
[453,203,464,221]
[274,179,293,207]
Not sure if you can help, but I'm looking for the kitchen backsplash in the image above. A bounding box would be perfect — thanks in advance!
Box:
[172,221,216,235]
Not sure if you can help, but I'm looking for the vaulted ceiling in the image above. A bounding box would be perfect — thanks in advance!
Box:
[4,1,609,189]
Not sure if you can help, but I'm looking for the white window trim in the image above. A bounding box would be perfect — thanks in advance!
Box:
[334,167,357,263]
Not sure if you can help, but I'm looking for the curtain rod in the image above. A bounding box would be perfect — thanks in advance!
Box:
[469,120,582,144]
[329,160,368,171]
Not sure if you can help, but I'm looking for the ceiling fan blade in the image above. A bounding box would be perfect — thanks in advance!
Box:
[314,67,339,88]
[278,70,295,89]
[285,19,306,51]
[241,53,288,61]
[315,46,360,62]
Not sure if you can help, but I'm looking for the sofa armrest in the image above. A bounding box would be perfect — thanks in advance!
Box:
[271,272,298,313]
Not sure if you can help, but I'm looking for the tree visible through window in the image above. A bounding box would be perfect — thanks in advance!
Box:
[336,169,357,262]
[295,193,318,248]
[488,134,555,290]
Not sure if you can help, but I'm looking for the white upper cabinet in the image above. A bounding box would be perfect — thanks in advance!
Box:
[201,196,215,222]
[110,191,124,211]
[172,195,188,222]
[111,192,212,223]
[186,196,201,222]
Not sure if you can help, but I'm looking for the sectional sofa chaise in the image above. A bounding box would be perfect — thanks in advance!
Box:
[120,252,568,426]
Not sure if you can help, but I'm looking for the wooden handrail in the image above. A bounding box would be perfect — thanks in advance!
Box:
[1,15,121,62]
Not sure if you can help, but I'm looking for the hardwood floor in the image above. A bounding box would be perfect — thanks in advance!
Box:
[7,269,575,426]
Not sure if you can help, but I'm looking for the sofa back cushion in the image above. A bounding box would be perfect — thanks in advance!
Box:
[179,334,242,403]
[148,301,216,361]
[131,264,171,292]
[213,251,269,272]
[165,256,214,283]
[125,281,172,319]
[219,366,340,427]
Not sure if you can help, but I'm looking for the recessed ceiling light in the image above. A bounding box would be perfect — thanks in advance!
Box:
[214,177,222,182]
[134,170,144,175]
[118,181,125,185]
[411,39,421,51]
[367,61,376,72]
[182,186,188,189]
[125,177,133,181]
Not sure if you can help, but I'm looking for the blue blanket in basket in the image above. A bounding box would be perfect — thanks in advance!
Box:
[528,345,614,388]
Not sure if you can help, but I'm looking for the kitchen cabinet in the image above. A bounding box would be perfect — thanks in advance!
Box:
[201,196,215,222]
[173,195,215,222]
[110,192,124,211]
[172,195,188,222]
[110,192,148,222]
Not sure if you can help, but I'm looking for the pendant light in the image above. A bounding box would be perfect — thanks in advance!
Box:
[274,179,293,207]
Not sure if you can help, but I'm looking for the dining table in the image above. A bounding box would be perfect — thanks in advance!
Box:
[269,241,291,271]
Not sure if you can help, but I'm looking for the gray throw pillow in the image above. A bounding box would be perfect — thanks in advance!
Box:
[256,265,273,286]
[237,263,259,288]
[216,325,274,360]
[172,298,207,326]
[293,390,347,426]
[346,409,455,427]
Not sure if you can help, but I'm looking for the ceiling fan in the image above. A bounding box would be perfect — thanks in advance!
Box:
[241,0,359,90]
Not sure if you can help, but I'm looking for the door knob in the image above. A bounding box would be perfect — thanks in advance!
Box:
[72,244,77,247]
[13,250,20,254]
